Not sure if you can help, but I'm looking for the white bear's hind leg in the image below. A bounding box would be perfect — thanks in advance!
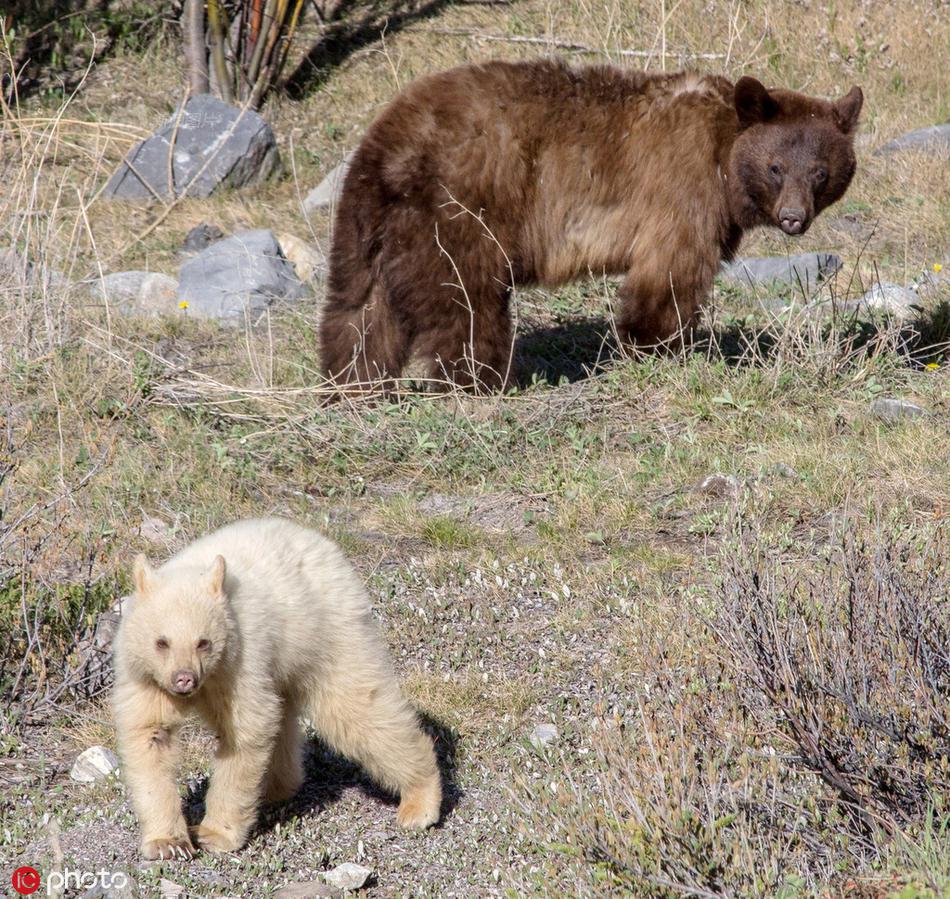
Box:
[306,677,441,829]
[263,703,305,804]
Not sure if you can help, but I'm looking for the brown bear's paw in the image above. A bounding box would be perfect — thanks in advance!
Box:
[141,835,196,861]
[396,774,442,829]
[192,821,245,853]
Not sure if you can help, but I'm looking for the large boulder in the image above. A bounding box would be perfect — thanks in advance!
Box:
[103,95,279,201]
[177,229,307,323]
[720,253,842,291]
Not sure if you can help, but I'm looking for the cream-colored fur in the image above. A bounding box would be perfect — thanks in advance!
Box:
[112,517,441,860]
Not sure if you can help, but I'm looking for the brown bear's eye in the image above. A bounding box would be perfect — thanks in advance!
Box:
[196,638,211,651]
[768,164,783,178]
[156,638,169,651]
[814,168,828,183]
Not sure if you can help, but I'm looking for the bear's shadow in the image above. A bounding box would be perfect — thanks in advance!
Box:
[514,315,618,386]
[183,713,461,839]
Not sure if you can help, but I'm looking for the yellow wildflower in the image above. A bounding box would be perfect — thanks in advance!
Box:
[934,263,943,273]
[925,362,940,371]
[179,300,189,310]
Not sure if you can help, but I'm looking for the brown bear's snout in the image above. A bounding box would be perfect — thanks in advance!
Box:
[779,206,808,235]
[171,669,198,695]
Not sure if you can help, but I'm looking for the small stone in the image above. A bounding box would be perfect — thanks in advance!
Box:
[870,397,927,422]
[852,282,919,318]
[720,253,842,291]
[76,870,134,899]
[181,223,225,254]
[159,879,185,899]
[912,268,950,300]
[139,516,171,542]
[529,723,559,750]
[277,881,342,898]
[695,473,742,498]
[277,233,328,283]
[322,863,372,891]
[90,271,179,317]
[771,462,800,480]
[70,746,120,782]
[874,123,950,156]
[303,151,354,215]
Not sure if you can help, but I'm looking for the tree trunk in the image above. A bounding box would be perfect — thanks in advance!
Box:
[182,0,210,95]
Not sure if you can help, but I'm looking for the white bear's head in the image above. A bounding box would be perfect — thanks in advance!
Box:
[119,554,235,697]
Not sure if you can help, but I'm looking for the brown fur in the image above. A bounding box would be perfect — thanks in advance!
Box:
[320,59,862,391]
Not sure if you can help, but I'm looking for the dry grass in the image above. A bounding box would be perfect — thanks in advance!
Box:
[1,1,948,895]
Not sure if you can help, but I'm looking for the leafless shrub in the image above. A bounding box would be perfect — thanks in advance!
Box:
[514,525,949,896]
[714,526,948,838]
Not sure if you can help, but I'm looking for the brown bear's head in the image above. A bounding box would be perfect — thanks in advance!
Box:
[121,554,235,698]
[728,76,863,235]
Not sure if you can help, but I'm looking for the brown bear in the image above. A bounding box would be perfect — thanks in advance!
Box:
[320,60,862,392]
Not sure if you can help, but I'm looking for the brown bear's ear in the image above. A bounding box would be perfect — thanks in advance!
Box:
[734,76,779,129]
[132,554,154,596]
[206,555,227,597]
[833,85,863,135]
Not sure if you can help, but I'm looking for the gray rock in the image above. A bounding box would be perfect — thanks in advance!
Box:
[874,124,950,156]
[322,864,372,892]
[870,397,927,422]
[277,882,342,898]
[70,746,119,782]
[181,222,225,254]
[90,271,179,317]
[103,95,279,201]
[303,151,354,215]
[856,282,919,317]
[177,229,308,322]
[0,247,66,293]
[720,253,842,291]
[529,723,559,750]
[92,596,129,653]
[912,268,949,299]
[695,473,743,498]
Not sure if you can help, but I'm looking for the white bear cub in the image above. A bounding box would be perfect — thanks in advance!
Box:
[113,517,441,860]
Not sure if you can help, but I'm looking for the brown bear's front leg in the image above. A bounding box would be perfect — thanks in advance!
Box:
[615,252,715,351]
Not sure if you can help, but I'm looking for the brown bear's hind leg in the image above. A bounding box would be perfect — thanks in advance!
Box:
[418,287,514,393]
[320,285,412,394]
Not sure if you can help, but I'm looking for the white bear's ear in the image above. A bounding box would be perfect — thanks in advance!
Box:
[206,555,227,597]
[132,554,154,596]
[833,85,863,135]
[734,76,779,130]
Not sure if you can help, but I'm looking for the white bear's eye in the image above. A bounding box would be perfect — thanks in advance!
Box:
[196,638,211,651]
[156,638,169,651]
